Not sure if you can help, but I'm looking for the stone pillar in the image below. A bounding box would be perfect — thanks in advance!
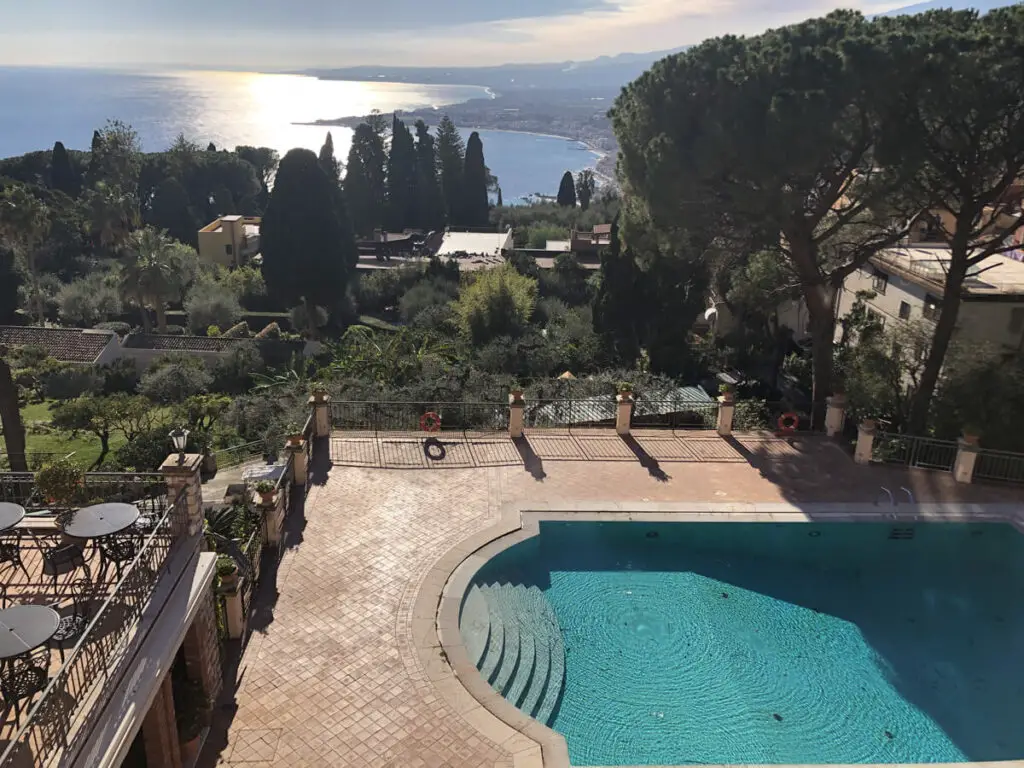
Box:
[160,453,205,538]
[953,437,980,484]
[717,393,736,437]
[223,584,246,640]
[853,420,876,465]
[615,392,634,436]
[263,493,285,547]
[508,391,525,438]
[825,393,848,437]
[142,672,183,768]
[287,442,308,486]
[183,589,223,705]
[309,392,331,438]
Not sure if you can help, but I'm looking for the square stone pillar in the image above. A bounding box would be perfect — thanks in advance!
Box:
[142,672,183,768]
[853,420,876,465]
[615,392,634,436]
[262,494,285,547]
[160,453,205,538]
[508,391,525,438]
[308,392,331,438]
[953,438,980,483]
[183,589,223,705]
[717,394,735,436]
[825,394,848,437]
[287,442,308,485]
[222,584,247,639]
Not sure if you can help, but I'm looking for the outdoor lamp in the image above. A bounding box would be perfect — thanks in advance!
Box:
[169,427,190,462]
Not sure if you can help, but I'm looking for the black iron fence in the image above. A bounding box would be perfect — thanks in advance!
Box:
[0,488,192,767]
[973,448,1024,485]
[330,401,508,432]
[0,471,166,513]
[524,398,616,428]
[631,400,720,430]
[871,432,958,472]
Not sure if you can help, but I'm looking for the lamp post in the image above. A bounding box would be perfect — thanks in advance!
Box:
[169,427,190,464]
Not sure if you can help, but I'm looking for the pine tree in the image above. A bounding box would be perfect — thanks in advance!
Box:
[435,116,465,224]
[50,141,80,196]
[385,115,417,231]
[575,169,596,211]
[318,131,341,184]
[557,171,577,207]
[462,131,490,227]
[414,120,446,230]
[344,123,388,236]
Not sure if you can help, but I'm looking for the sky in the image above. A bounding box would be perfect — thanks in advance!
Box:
[0,0,962,69]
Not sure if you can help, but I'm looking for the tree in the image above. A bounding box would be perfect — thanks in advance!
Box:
[344,123,388,236]
[435,116,466,224]
[51,394,153,468]
[385,115,417,231]
[0,185,50,324]
[207,142,217,152]
[120,227,197,333]
[455,263,537,344]
[575,170,596,212]
[877,7,1024,432]
[261,148,358,338]
[612,11,914,427]
[593,218,642,365]
[84,181,138,255]
[235,145,279,209]
[462,131,490,227]
[139,356,213,404]
[496,187,503,207]
[318,132,341,184]
[557,171,577,207]
[0,344,28,472]
[58,272,122,327]
[184,279,243,333]
[148,177,199,245]
[50,141,80,196]
[0,247,20,324]
[414,120,446,230]
[87,119,142,193]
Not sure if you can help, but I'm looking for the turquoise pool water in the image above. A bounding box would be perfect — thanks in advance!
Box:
[459,522,1024,766]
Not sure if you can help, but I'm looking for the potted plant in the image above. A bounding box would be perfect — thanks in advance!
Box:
[718,382,735,403]
[617,382,634,400]
[962,423,983,445]
[253,480,276,506]
[285,421,304,447]
[174,676,211,763]
[35,459,84,510]
[204,506,252,580]
[310,385,329,403]
[216,554,239,590]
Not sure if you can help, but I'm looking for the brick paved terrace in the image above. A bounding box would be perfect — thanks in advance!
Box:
[202,428,1019,768]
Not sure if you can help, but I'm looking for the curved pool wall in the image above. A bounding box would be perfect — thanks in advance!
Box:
[457,519,1024,767]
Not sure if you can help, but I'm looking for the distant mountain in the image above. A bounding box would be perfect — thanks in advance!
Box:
[305,47,687,95]
[878,0,1018,15]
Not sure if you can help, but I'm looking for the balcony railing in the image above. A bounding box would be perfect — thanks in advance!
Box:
[974,448,1024,484]
[330,401,509,432]
[0,487,192,767]
[0,472,166,514]
[871,432,958,472]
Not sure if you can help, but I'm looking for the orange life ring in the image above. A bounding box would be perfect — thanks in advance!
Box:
[777,412,799,433]
[420,411,442,433]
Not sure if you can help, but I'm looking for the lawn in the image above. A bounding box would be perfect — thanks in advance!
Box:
[0,400,127,469]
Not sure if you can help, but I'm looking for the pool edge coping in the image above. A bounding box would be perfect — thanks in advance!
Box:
[415,503,1024,768]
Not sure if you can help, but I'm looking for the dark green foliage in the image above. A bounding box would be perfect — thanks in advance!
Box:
[543,252,590,306]
[318,132,341,184]
[211,341,265,395]
[414,120,446,231]
[148,177,198,246]
[462,132,489,227]
[41,365,102,400]
[399,278,458,323]
[111,425,178,471]
[260,148,358,336]
[496,187,503,207]
[556,171,576,207]
[593,219,642,366]
[575,170,595,211]
[207,142,217,152]
[234,145,279,209]
[139,356,212,404]
[435,116,465,225]
[0,247,20,323]
[385,115,417,231]
[344,123,388,236]
[96,357,141,394]
[49,141,80,196]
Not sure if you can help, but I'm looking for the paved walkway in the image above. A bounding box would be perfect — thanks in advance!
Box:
[203,431,1017,767]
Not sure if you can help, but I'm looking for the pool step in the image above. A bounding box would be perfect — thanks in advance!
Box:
[460,581,566,728]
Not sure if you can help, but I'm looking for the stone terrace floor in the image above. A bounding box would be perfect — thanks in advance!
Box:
[201,429,1019,768]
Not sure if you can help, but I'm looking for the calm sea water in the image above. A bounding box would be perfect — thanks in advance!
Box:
[0,67,599,202]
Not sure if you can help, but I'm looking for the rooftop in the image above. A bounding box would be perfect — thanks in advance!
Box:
[873,246,1024,297]
[436,230,513,258]
[0,326,114,364]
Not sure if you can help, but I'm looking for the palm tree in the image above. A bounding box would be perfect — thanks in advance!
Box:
[85,182,138,256]
[120,227,187,333]
[0,185,50,324]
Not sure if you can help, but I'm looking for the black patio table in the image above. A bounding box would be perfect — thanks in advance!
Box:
[58,503,140,540]
[0,605,59,661]
[0,502,26,533]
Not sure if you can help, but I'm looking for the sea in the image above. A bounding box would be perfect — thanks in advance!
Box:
[0,67,600,203]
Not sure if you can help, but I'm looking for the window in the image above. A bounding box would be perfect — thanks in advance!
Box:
[871,269,888,295]
[899,301,911,320]
[1010,307,1024,335]
[225,244,234,256]
[923,294,940,321]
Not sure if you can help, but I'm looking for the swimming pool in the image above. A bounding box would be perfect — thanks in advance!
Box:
[458,521,1024,766]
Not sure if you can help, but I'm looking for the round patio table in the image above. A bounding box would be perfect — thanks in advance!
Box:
[59,503,140,539]
[0,502,25,533]
[0,605,60,660]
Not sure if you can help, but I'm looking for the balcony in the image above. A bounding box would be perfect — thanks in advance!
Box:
[0,473,196,768]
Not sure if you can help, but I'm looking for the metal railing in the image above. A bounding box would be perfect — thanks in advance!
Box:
[631,400,720,430]
[871,432,958,472]
[239,523,265,618]
[0,488,192,767]
[524,398,616,428]
[209,439,281,470]
[0,471,165,513]
[330,401,508,432]
[973,448,1024,484]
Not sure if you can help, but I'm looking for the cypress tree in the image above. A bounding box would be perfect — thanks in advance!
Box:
[318,131,341,184]
[435,115,465,224]
[385,115,417,231]
[414,120,446,230]
[207,142,217,152]
[149,177,198,245]
[50,141,80,196]
[344,123,388,236]
[557,171,577,207]
[497,186,503,207]
[86,130,102,187]
[462,131,490,227]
